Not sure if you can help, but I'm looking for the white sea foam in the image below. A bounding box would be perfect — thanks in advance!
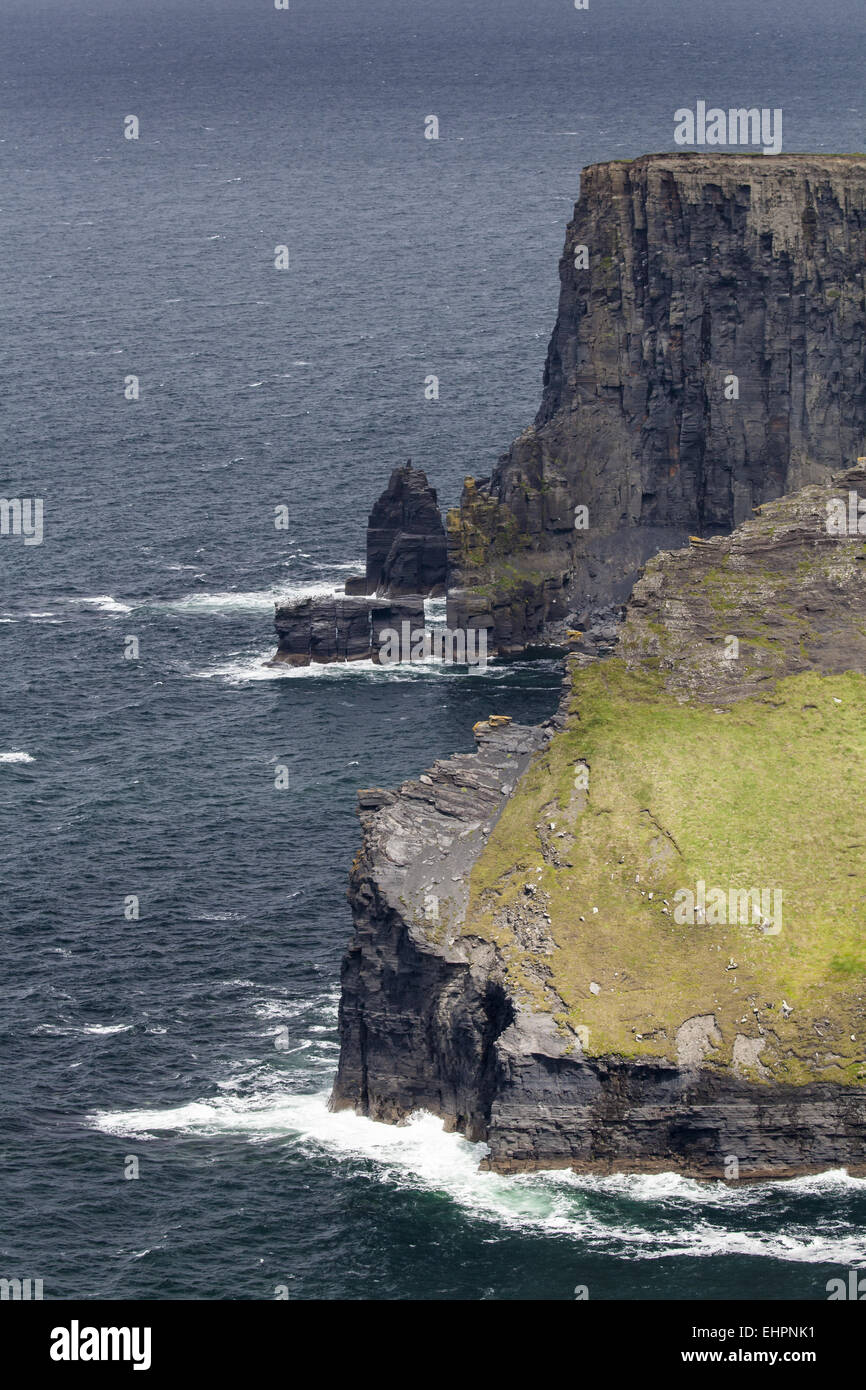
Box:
[33,1022,133,1035]
[87,1087,866,1263]
[304,560,366,572]
[0,751,34,764]
[76,595,133,614]
[159,583,339,615]
[191,648,504,684]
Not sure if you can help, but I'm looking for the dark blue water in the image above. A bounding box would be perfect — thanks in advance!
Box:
[2,0,865,1300]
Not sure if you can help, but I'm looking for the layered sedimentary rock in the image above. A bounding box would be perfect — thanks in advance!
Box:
[331,466,866,1176]
[274,462,447,663]
[448,153,866,652]
[618,459,866,701]
[362,461,448,597]
[272,594,424,666]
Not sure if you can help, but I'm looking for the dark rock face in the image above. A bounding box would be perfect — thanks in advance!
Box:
[448,153,866,652]
[331,718,551,1141]
[272,462,447,664]
[484,1052,866,1177]
[366,461,448,597]
[272,595,424,666]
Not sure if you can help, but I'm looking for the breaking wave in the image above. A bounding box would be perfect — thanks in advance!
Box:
[88,1078,866,1266]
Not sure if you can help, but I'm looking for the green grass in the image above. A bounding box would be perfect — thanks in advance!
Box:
[464,660,866,1084]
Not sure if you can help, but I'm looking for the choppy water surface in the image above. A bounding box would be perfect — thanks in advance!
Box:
[1,0,864,1298]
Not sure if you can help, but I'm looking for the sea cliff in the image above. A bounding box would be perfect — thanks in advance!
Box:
[329,154,866,1177]
[330,467,866,1177]
[447,153,866,653]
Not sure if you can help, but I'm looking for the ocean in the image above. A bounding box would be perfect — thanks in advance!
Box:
[2,0,865,1301]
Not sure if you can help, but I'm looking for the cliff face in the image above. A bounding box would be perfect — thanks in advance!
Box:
[332,466,866,1178]
[332,722,549,1141]
[448,153,866,650]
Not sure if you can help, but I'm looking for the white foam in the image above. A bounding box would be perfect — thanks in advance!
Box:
[34,1021,132,1035]
[191,648,502,684]
[87,1087,866,1262]
[305,560,366,572]
[159,583,339,615]
[76,595,133,614]
[0,751,34,764]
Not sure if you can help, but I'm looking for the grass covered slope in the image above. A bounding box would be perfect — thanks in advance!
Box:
[463,466,866,1087]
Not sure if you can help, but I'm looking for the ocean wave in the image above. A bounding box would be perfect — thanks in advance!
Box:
[76,595,133,615]
[303,559,366,573]
[0,751,34,764]
[547,1165,866,1207]
[190,648,508,684]
[33,1022,133,1035]
[156,583,340,615]
[86,1089,866,1264]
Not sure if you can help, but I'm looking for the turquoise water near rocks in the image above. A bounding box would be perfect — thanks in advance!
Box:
[2,0,865,1299]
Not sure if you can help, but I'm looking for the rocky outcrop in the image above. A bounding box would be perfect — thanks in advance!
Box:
[273,462,447,663]
[363,461,448,597]
[331,717,554,1139]
[271,464,447,664]
[331,465,866,1177]
[618,459,866,701]
[272,594,424,666]
[448,153,866,652]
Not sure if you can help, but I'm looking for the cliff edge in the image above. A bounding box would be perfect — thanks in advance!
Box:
[331,464,866,1177]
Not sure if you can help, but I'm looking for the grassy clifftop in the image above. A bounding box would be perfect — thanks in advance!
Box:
[462,467,866,1085]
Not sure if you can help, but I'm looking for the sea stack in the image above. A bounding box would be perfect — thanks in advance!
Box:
[272,461,446,666]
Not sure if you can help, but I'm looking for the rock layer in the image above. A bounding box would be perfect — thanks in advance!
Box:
[272,595,424,666]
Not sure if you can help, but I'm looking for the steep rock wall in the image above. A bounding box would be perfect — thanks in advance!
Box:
[449,153,866,648]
